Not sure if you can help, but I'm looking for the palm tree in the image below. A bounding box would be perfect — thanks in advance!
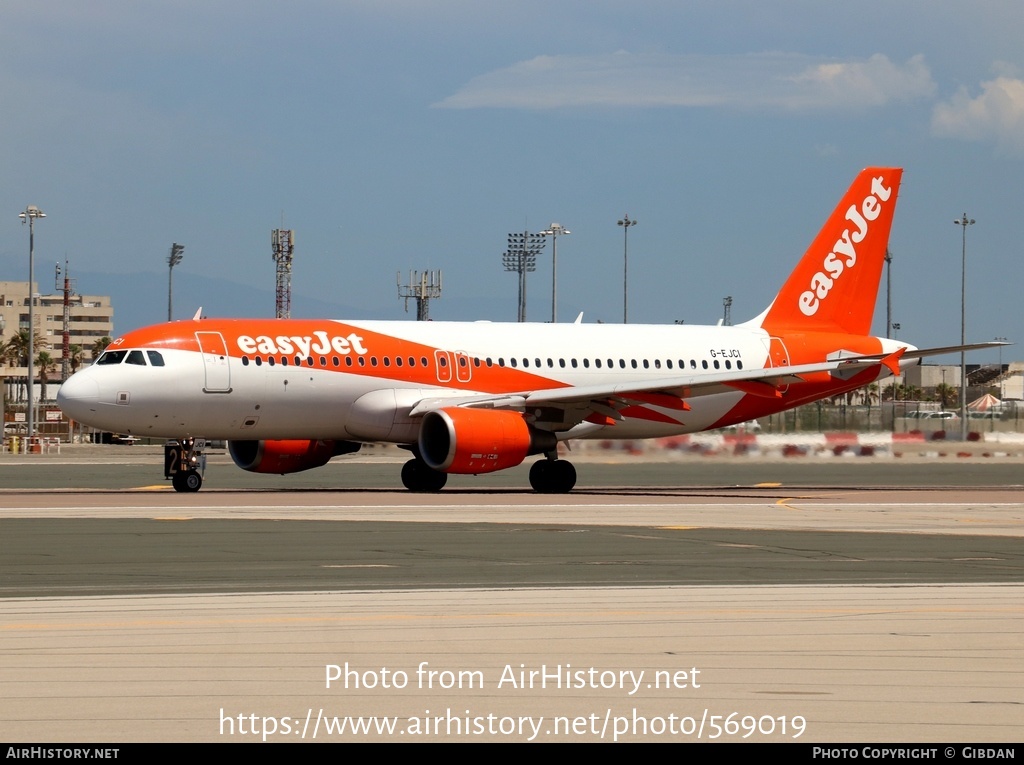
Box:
[69,344,84,374]
[935,383,958,411]
[91,336,113,362]
[1,336,19,368]
[3,329,45,368]
[36,351,57,402]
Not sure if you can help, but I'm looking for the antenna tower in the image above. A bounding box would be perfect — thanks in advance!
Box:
[55,261,76,381]
[271,229,294,319]
[397,270,442,321]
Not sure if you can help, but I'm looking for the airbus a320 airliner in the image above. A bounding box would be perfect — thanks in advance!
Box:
[57,167,997,493]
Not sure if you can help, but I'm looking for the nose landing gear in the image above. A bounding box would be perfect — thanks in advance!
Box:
[165,438,207,492]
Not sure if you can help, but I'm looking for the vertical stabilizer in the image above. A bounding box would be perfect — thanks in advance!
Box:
[760,167,902,336]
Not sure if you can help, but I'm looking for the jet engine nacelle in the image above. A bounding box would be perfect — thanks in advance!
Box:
[228,439,361,475]
[418,407,557,474]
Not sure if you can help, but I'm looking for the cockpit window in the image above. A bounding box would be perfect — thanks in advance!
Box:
[96,349,164,366]
[96,350,128,365]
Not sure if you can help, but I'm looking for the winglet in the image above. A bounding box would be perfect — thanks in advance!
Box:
[192,307,203,321]
[881,347,905,377]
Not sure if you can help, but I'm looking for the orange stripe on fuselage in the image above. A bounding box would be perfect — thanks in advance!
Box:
[113,319,570,396]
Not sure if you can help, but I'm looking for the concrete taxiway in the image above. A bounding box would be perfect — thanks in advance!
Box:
[0,450,1021,742]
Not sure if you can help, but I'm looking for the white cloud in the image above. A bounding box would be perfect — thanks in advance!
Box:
[932,77,1024,156]
[434,52,935,112]
[787,54,935,108]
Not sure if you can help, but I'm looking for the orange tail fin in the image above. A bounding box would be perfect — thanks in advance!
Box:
[759,167,903,336]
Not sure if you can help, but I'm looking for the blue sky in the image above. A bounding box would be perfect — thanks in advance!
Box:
[0,1,1021,360]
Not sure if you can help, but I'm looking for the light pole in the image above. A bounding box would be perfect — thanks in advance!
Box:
[19,205,45,444]
[167,243,184,321]
[617,214,637,323]
[954,213,975,440]
[540,223,570,323]
[995,336,1009,398]
[892,322,902,431]
[884,249,893,338]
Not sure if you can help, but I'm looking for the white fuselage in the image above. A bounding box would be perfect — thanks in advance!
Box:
[58,319,784,442]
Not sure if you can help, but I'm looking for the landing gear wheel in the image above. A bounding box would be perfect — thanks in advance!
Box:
[401,459,448,492]
[529,459,576,493]
[529,460,549,491]
[172,469,203,493]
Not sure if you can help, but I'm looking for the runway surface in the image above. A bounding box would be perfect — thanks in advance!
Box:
[1,453,1022,742]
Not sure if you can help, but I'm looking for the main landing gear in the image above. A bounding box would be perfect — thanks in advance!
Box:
[401,458,448,492]
[528,458,576,494]
[165,438,206,493]
[399,456,577,493]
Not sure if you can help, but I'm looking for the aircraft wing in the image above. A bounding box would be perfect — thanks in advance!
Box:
[897,341,1010,360]
[407,341,1007,422]
[408,349,899,417]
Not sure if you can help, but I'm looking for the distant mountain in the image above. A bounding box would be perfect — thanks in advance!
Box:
[77,270,381,334]
[68,270,552,334]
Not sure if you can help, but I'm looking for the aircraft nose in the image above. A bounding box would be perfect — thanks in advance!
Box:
[57,371,100,420]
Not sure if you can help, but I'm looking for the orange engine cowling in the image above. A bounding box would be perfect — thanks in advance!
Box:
[228,439,360,474]
[418,407,557,474]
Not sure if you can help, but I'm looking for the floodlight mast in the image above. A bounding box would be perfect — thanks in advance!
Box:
[954,213,975,440]
[19,205,45,442]
[503,231,545,322]
[539,223,570,323]
[167,243,184,322]
[617,214,637,323]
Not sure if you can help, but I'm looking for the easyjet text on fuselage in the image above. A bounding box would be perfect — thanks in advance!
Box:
[237,331,368,357]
